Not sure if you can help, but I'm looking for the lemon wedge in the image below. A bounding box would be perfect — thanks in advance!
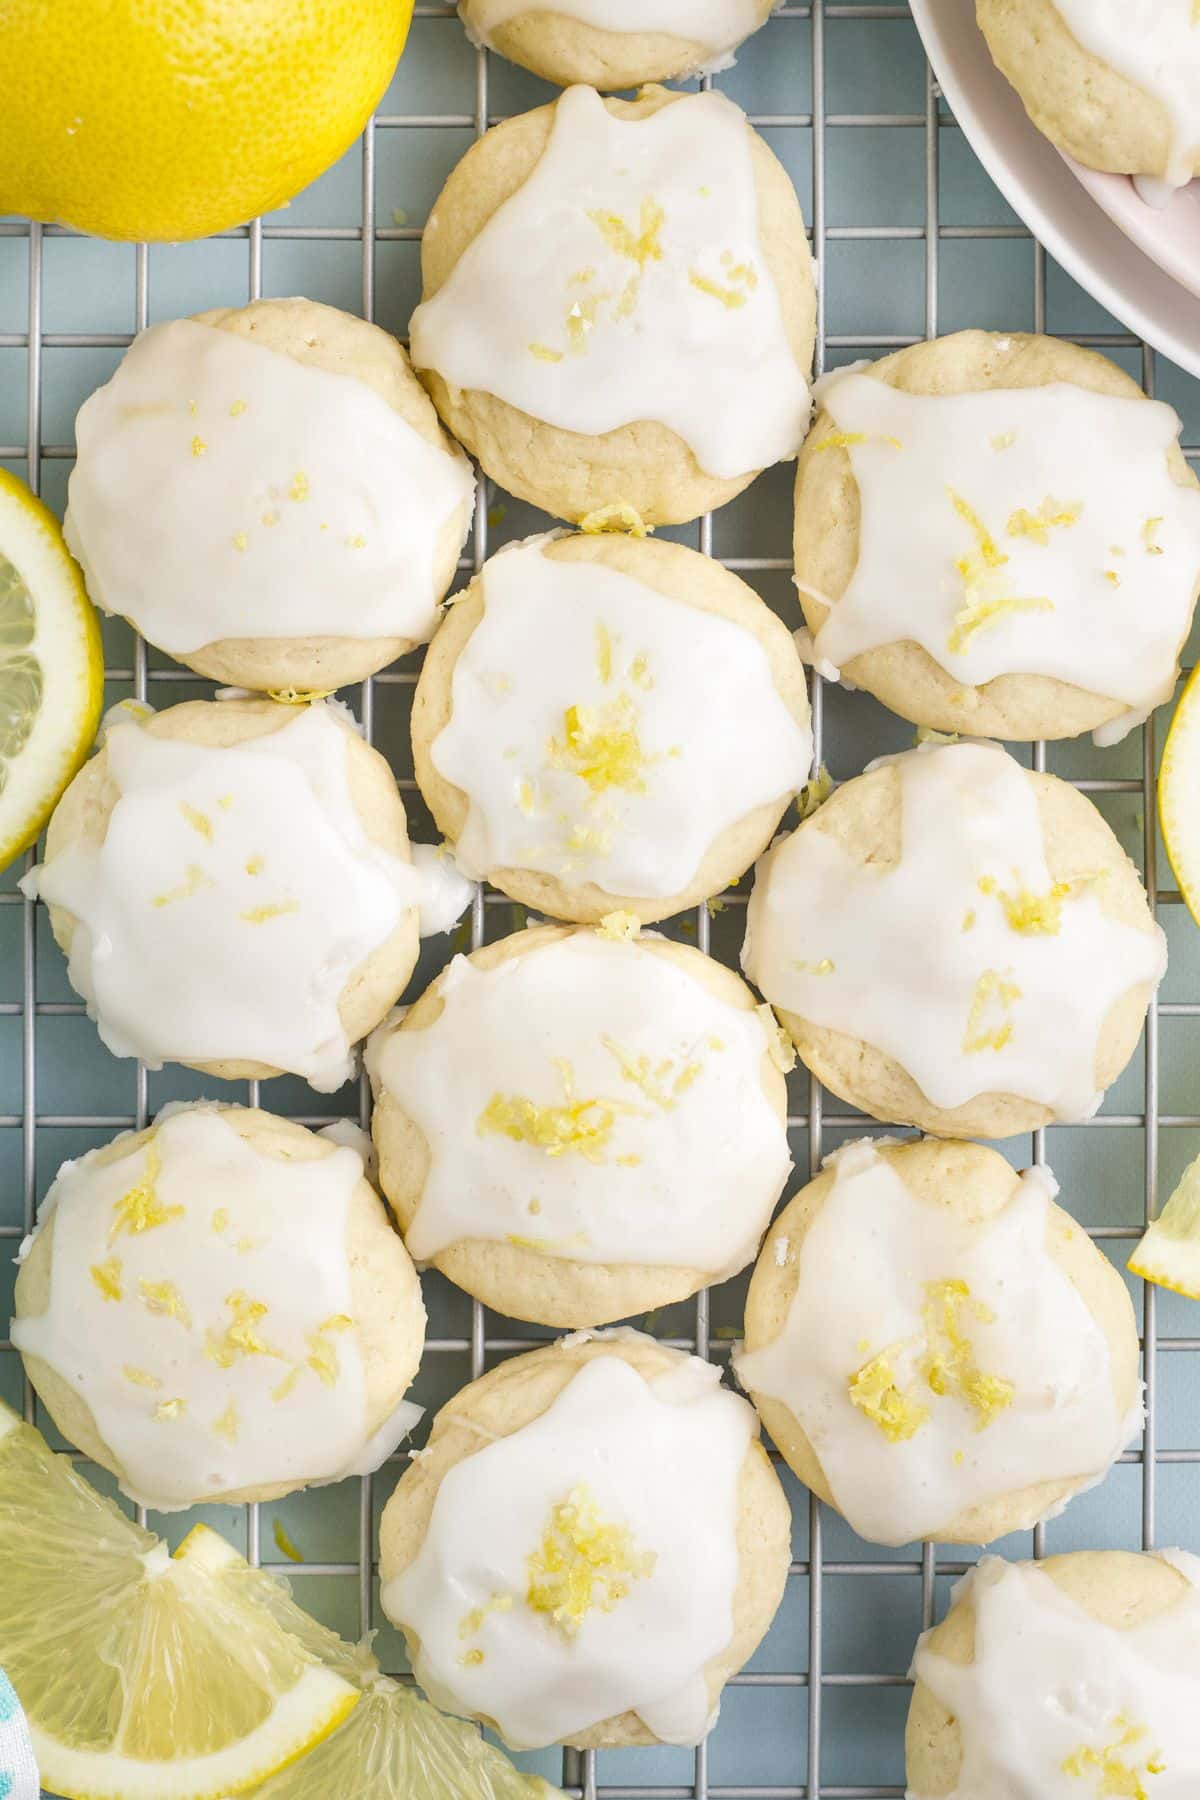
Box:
[0,470,103,872]
[1128,1154,1200,1298]
[1159,662,1200,926]
[174,1525,561,1800]
[0,1403,358,1799]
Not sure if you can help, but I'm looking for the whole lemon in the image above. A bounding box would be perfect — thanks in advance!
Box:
[0,1,414,242]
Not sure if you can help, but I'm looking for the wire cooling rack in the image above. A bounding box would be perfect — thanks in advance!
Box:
[3,5,1200,1795]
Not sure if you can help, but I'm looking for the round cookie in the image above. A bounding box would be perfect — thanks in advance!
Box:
[736,1137,1140,1546]
[794,331,1200,741]
[409,83,815,526]
[12,1103,426,1510]
[378,1332,791,1750]
[459,0,777,89]
[741,739,1166,1139]
[368,922,792,1328]
[32,697,420,1089]
[65,297,476,692]
[977,0,1200,188]
[412,531,812,923]
[907,1550,1200,1797]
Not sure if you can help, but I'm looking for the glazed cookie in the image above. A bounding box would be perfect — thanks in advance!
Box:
[379,1332,791,1749]
[977,0,1200,191]
[794,331,1200,742]
[413,532,812,923]
[409,84,815,525]
[459,0,776,89]
[65,298,476,692]
[735,1137,1140,1547]
[741,738,1166,1138]
[907,1551,1200,1796]
[25,698,420,1091]
[11,1104,426,1510]
[367,922,793,1327]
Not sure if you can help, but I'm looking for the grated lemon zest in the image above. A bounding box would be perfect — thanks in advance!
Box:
[1005,496,1082,545]
[289,471,310,503]
[963,969,1022,1054]
[306,1331,341,1388]
[138,1278,192,1328]
[922,1280,1014,1427]
[240,900,300,923]
[588,198,665,269]
[848,1352,930,1442]
[595,622,615,685]
[459,1648,485,1667]
[578,502,651,538]
[262,510,280,528]
[601,1036,702,1110]
[814,430,902,453]
[794,957,835,975]
[231,532,248,552]
[1143,516,1164,556]
[154,1397,187,1422]
[548,694,647,794]
[525,1482,656,1638]
[478,1060,620,1162]
[89,1258,122,1302]
[990,431,1015,451]
[206,1291,286,1367]
[1105,570,1121,587]
[948,489,1055,655]
[948,593,1053,655]
[230,398,248,417]
[1062,1716,1163,1797]
[528,343,563,363]
[272,1367,301,1403]
[977,873,1071,935]
[153,863,214,907]
[179,801,213,840]
[245,855,264,876]
[962,909,976,932]
[211,1208,229,1233]
[597,910,640,941]
[629,652,653,689]
[108,1144,183,1244]
[688,269,749,309]
[190,435,207,458]
[950,490,1006,568]
[212,1399,240,1444]
[123,1365,162,1390]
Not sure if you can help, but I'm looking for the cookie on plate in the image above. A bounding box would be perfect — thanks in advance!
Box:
[736,1136,1140,1546]
[794,331,1200,742]
[65,298,475,692]
[458,0,776,89]
[12,1103,426,1510]
[409,83,815,525]
[379,1332,790,1749]
[741,738,1166,1138]
[413,531,812,923]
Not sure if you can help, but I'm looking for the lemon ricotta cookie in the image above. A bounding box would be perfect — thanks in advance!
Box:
[409,83,815,525]
[64,298,475,692]
[368,923,793,1327]
[379,1332,791,1749]
[11,1103,426,1511]
[794,331,1200,743]
[24,697,421,1091]
[735,1137,1140,1548]
[413,532,812,923]
[458,1,777,89]
[742,738,1167,1138]
[977,0,1200,193]
[907,1550,1200,1797]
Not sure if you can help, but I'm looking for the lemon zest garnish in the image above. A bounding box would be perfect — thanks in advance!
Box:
[848,1352,930,1442]
[306,1332,340,1388]
[89,1258,122,1302]
[548,694,647,794]
[272,1521,303,1562]
[230,398,248,417]
[1143,516,1164,556]
[569,266,596,286]
[962,909,976,932]
[990,431,1015,451]
[600,1037,701,1110]
[793,957,835,975]
[206,1291,286,1367]
[478,1060,620,1162]
[211,1208,229,1233]
[153,864,214,907]
[756,1003,796,1072]
[528,343,564,363]
[688,268,749,309]
[138,1277,192,1328]
[1005,497,1082,545]
[122,1365,161,1390]
[578,502,651,538]
[950,490,1006,568]
[977,873,1071,935]
[240,900,300,923]
[289,471,309,502]
[949,594,1053,655]
[319,1313,353,1333]
[459,1648,485,1667]
[597,910,640,940]
[108,1145,184,1244]
[231,532,248,552]
[154,1397,187,1422]
[244,855,264,877]
[629,652,652,688]
[345,534,367,550]
[922,1280,1014,1427]
[588,198,665,269]
[947,489,1054,652]
[191,435,207,458]
[595,622,614,684]
[963,969,1021,1053]
[1105,569,1121,587]
[813,430,903,453]
[525,1482,656,1638]
[179,800,213,840]
[1062,1715,1163,1797]
[272,1367,301,1403]
[459,1595,514,1639]
[212,1400,240,1444]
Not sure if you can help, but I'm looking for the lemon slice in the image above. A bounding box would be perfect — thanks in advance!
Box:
[0,1403,358,1799]
[175,1525,561,1800]
[0,470,103,871]
[1128,1155,1200,1298]
[1159,661,1200,925]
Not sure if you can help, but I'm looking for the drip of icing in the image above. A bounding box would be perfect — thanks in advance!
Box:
[410,841,476,935]
[467,0,768,60]
[368,932,791,1273]
[430,536,811,896]
[23,705,418,1090]
[381,1350,753,1748]
[10,1107,408,1510]
[741,741,1166,1121]
[734,1140,1137,1545]
[910,1552,1200,1798]
[806,374,1200,744]
[1050,0,1200,190]
[64,319,475,653]
[409,88,810,483]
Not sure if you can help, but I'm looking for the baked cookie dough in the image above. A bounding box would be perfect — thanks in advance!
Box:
[379,1331,790,1749]
[367,922,792,1327]
[11,1103,426,1510]
[413,531,812,923]
[794,331,1200,742]
[741,738,1166,1138]
[409,83,815,526]
[736,1137,1140,1547]
[24,697,420,1091]
[459,0,777,90]
[908,1550,1200,1797]
[65,298,476,692]
[977,0,1200,190]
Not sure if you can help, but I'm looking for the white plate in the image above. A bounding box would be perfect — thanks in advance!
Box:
[909,0,1200,378]
[1067,160,1200,304]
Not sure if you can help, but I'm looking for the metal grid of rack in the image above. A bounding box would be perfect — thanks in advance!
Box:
[2,5,1199,1795]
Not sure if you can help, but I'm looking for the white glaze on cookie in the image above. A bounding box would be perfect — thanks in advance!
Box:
[24,704,418,1090]
[805,372,1200,744]
[381,1350,753,1747]
[910,1553,1200,1798]
[368,931,791,1272]
[12,1107,418,1510]
[741,741,1166,1121]
[64,319,475,654]
[409,87,810,482]
[430,535,812,896]
[735,1140,1137,1545]
[467,0,767,65]
[1051,0,1200,189]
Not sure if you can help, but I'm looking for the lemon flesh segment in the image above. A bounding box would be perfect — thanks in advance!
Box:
[0,469,103,871]
[1159,660,1200,927]
[0,1404,358,1800]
